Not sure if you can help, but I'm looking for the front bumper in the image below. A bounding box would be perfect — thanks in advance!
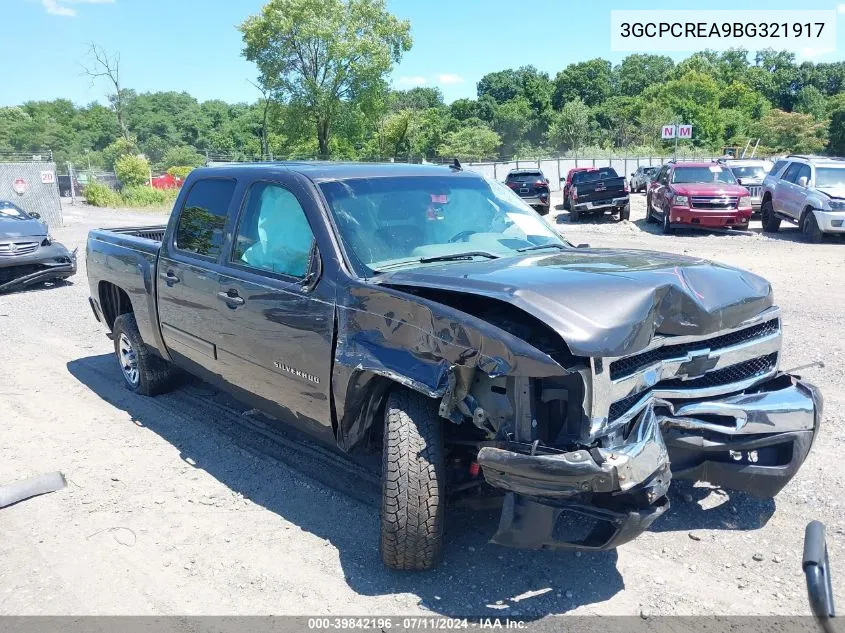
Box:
[668,205,752,229]
[0,243,78,292]
[812,208,845,234]
[477,374,820,551]
[573,196,629,212]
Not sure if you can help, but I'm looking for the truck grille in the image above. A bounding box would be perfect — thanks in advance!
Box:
[691,196,737,210]
[745,186,762,198]
[0,241,39,257]
[609,318,780,380]
[607,353,778,423]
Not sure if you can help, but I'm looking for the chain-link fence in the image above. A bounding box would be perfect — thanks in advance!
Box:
[0,162,63,227]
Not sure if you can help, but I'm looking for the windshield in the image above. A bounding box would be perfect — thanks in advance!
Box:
[643,167,658,175]
[730,165,768,180]
[671,166,737,185]
[0,203,30,220]
[815,167,845,188]
[319,175,568,274]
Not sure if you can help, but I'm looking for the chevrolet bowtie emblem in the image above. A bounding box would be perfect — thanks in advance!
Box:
[678,350,718,380]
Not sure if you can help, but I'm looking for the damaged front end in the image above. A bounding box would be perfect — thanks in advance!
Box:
[0,241,77,293]
[468,307,821,551]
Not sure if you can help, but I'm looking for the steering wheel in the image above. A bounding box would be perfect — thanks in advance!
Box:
[449,230,478,243]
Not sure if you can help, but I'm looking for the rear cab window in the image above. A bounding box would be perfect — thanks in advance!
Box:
[507,171,544,183]
[174,178,237,259]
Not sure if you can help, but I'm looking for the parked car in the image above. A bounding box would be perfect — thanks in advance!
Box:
[504,168,550,215]
[87,162,820,570]
[760,154,845,243]
[646,161,752,233]
[629,166,659,192]
[151,173,184,190]
[0,201,77,292]
[561,166,593,210]
[719,158,773,215]
[565,166,630,221]
[57,174,82,197]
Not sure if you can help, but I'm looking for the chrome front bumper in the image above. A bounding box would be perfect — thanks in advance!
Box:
[481,373,821,551]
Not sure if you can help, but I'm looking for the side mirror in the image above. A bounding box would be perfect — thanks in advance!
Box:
[559,177,565,182]
[576,243,590,249]
[631,173,635,177]
[799,176,809,188]
[29,212,41,219]
[803,521,836,623]
[301,247,322,292]
[736,178,743,185]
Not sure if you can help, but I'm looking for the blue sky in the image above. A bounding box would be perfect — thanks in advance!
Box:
[1,0,844,107]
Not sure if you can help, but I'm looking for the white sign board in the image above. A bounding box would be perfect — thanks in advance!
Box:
[678,124,693,139]
[40,170,56,184]
[661,125,676,139]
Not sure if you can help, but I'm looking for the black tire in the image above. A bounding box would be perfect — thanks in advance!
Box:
[537,205,550,216]
[661,206,673,234]
[380,388,445,571]
[761,199,781,233]
[619,206,630,221]
[112,313,178,396]
[646,195,657,223]
[802,211,824,244]
[563,191,570,210]
[569,203,579,222]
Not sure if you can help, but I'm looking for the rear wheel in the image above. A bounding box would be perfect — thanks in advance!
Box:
[646,194,657,224]
[761,199,781,233]
[802,211,824,244]
[563,192,571,210]
[380,388,445,571]
[112,313,178,396]
[619,206,630,221]
[569,206,579,222]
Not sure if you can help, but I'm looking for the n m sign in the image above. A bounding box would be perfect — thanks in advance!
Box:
[661,125,675,139]
[679,124,693,139]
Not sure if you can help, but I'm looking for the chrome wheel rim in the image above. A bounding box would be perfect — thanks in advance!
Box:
[118,333,139,387]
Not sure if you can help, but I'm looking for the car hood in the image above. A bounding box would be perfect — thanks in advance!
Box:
[818,186,845,200]
[376,248,773,359]
[670,183,748,197]
[0,217,47,239]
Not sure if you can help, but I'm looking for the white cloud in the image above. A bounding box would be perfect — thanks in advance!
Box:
[798,46,835,59]
[438,74,464,85]
[41,0,115,17]
[838,4,845,14]
[398,76,426,86]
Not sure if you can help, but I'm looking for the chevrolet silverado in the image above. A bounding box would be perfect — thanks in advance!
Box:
[86,162,822,570]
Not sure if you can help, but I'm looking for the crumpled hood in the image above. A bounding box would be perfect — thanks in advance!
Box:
[377,248,773,358]
[817,186,845,200]
[0,217,47,239]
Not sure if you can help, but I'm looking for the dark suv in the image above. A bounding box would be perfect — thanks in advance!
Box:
[505,169,550,215]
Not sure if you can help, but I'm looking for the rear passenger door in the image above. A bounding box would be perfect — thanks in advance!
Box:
[777,163,802,219]
[215,176,336,442]
[157,177,238,379]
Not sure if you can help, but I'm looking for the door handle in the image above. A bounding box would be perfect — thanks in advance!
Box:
[217,290,245,306]
[160,270,180,284]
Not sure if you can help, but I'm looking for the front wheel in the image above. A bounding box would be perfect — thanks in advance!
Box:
[661,206,673,234]
[112,313,178,396]
[619,206,630,221]
[380,388,445,571]
[802,211,824,244]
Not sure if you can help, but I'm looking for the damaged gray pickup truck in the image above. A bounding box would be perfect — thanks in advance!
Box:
[86,162,822,570]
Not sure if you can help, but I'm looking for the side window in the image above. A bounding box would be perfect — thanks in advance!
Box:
[796,164,811,185]
[175,178,236,258]
[782,163,802,184]
[231,182,315,278]
[659,167,670,184]
[770,160,787,177]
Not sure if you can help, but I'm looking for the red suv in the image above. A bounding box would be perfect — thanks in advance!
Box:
[647,161,752,233]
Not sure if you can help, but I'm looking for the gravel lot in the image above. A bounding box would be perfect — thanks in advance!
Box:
[1,194,843,621]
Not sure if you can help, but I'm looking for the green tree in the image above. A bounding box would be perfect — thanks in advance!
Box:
[752,109,827,154]
[794,86,827,121]
[613,54,674,97]
[162,146,206,168]
[828,107,845,155]
[553,59,612,108]
[115,154,150,187]
[390,87,443,111]
[655,71,723,147]
[437,125,500,161]
[240,0,412,158]
[547,98,591,151]
[492,98,533,157]
[477,66,552,115]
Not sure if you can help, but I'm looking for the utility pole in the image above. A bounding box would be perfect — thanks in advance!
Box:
[67,162,75,205]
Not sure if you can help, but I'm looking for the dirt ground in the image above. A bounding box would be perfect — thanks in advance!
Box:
[0,194,843,620]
